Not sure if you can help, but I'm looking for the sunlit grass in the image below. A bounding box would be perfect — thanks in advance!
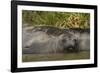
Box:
[22,10,90,29]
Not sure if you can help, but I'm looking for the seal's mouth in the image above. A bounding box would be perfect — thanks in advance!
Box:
[64,46,75,53]
[67,46,74,51]
[24,45,30,48]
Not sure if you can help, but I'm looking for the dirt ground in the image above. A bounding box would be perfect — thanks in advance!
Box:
[22,51,90,62]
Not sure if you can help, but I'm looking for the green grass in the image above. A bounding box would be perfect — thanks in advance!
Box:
[22,10,90,29]
[22,51,90,62]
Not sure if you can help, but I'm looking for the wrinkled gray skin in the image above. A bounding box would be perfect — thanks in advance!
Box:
[22,26,90,54]
[67,29,90,51]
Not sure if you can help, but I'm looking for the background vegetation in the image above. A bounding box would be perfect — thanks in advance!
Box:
[22,10,90,29]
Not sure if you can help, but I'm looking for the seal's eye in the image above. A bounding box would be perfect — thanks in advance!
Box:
[62,39,66,43]
[73,39,77,42]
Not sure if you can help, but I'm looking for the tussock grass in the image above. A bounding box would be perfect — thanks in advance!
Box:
[22,10,90,29]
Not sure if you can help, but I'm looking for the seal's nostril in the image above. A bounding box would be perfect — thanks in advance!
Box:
[62,39,66,43]
[73,39,77,42]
